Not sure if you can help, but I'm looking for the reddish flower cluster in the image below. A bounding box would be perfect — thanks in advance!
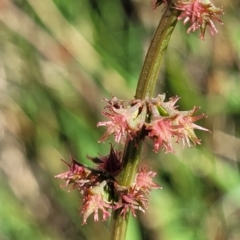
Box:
[174,0,224,39]
[98,94,209,153]
[97,97,146,143]
[151,0,223,40]
[115,165,160,217]
[55,146,159,224]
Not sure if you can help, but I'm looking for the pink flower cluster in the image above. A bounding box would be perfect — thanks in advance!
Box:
[97,97,147,143]
[98,94,209,153]
[175,0,224,39]
[55,146,159,224]
[151,0,223,40]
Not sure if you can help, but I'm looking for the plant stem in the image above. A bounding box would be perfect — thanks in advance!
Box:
[136,4,180,99]
[110,3,180,240]
[110,136,142,240]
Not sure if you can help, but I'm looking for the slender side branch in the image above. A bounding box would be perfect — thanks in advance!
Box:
[110,2,180,240]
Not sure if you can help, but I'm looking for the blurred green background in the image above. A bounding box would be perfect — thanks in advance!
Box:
[0,0,240,239]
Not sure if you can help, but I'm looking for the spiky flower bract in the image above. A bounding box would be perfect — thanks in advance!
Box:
[81,181,112,224]
[88,144,122,177]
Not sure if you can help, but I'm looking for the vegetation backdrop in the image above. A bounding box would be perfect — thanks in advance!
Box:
[0,0,240,239]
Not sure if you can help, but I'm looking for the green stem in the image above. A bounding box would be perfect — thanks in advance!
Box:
[110,137,142,240]
[136,3,180,99]
[110,3,180,240]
